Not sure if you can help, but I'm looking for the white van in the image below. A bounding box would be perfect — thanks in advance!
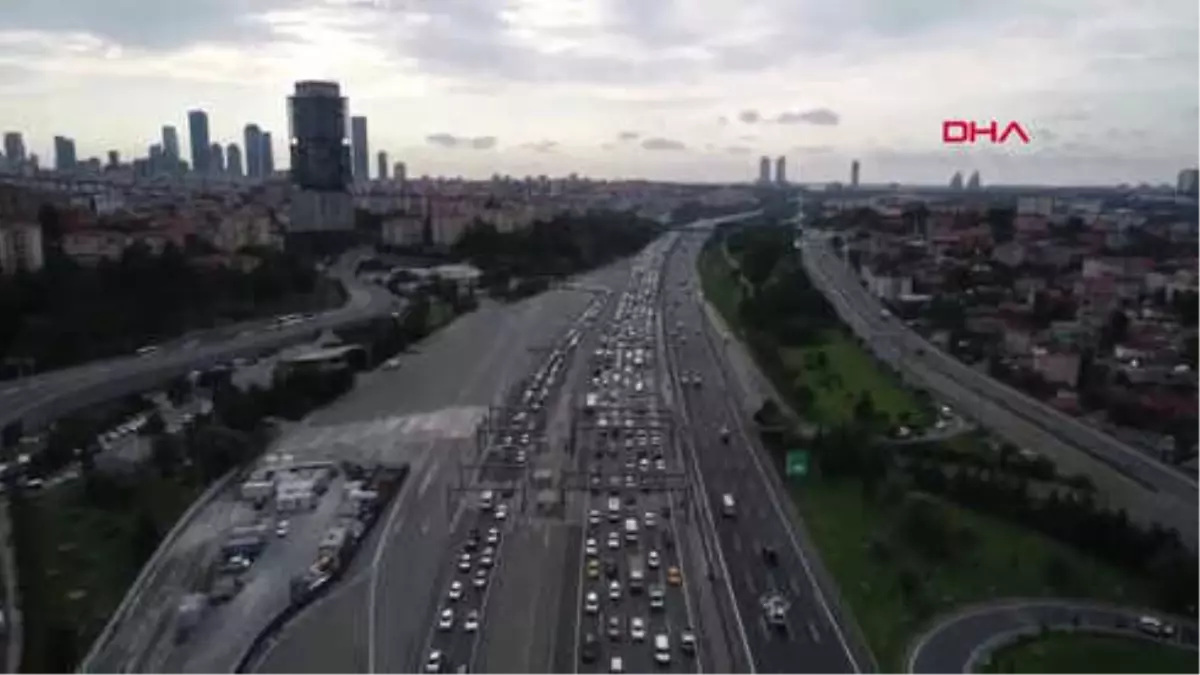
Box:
[480,490,494,511]
[654,634,671,664]
[721,493,736,517]
[624,517,639,543]
[607,497,622,522]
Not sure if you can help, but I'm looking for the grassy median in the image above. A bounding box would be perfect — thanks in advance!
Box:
[981,633,1197,673]
[696,232,1160,671]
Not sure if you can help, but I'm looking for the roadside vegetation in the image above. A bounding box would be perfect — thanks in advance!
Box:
[698,221,1197,670]
[0,231,343,376]
[981,633,1197,673]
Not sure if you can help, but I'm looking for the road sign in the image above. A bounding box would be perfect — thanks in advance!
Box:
[785,450,809,478]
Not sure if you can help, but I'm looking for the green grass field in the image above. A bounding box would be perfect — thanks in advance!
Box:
[789,479,1156,671]
[981,632,1197,673]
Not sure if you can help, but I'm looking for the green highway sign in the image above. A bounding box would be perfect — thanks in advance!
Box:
[785,450,809,478]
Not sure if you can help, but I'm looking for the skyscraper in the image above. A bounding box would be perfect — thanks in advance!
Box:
[261,132,274,176]
[188,110,211,174]
[757,156,771,184]
[377,151,388,180]
[393,161,407,185]
[209,143,225,174]
[162,125,180,162]
[106,150,120,169]
[3,132,25,163]
[53,136,77,171]
[351,116,369,181]
[850,160,860,188]
[289,81,351,190]
[966,170,981,190]
[775,156,787,185]
[226,143,243,176]
[149,143,164,174]
[1177,168,1199,197]
[949,171,964,190]
[244,124,263,177]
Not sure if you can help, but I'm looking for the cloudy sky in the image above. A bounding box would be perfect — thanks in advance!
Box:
[0,0,1196,185]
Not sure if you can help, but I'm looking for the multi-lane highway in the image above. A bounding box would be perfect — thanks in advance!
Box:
[798,230,1199,547]
[660,231,871,673]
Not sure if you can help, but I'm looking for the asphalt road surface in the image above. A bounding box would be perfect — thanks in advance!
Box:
[0,250,399,432]
[662,232,871,674]
[798,231,1198,548]
[906,599,1199,673]
[252,263,627,674]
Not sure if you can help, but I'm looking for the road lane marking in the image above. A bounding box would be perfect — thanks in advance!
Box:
[808,620,822,643]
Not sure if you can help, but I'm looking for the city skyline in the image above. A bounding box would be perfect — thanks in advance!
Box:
[0,0,1196,184]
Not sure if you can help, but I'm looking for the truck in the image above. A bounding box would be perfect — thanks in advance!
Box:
[627,554,645,593]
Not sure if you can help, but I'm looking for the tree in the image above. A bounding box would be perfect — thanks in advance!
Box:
[150,435,183,477]
[130,509,162,565]
[142,411,165,436]
[853,392,877,426]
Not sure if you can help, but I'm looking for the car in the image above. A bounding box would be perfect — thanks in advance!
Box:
[604,559,619,579]
[644,511,656,528]
[654,634,671,665]
[681,630,697,655]
[275,519,290,537]
[448,580,463,601]
[609,656,624,673]
[479,554,494,569]
[649,586,665,611]
[463,609,480,632]
[473,569,488,588]
[587,559,601,579]
[585,538,598,557]
[584,591,600,614]
[437,608,454,631]
[667,566,682,586]
[495,504,509,520]
[383,357,402,370]
[630,616,646,641]
[588,509,601,526]
[654,458,667,471]
[487,527,500,545]
[457,553,472,572]
[761,545,779,567]
[581,633,599,663]
[647,550,661,569]
[608,580,622,600]
[607,615,621,639]
[607,533,620,550]
[425,650,443,673]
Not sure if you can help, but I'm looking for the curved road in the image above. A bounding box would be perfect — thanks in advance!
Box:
[0,251,400,432]
[906,598,1199,673]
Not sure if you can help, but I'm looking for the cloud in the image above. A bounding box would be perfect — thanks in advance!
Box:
[717,116,729,126]
[724,145,753,155]
[737,109,761,124]
[617,131,640,141]
[521,140,559,153]
[641,137,687,151]
[425,133,497,150]
[791,144,836,154]
[774,108,841,125]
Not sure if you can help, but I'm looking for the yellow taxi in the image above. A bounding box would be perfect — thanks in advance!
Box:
[587,559,601,579]
[666,565,682,586]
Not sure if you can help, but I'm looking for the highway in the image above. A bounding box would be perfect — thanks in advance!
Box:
[660,231,871,673]
[798,231,1199,547]
[0,250,400,433]
[906,599,1199,673]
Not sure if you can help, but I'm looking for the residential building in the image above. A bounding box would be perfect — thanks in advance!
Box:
[162,125,180,163]
[757,156,770,184]
[850,160,859,188]
[209,143,225,174]
[289,81,351,192]
[775,156,787,185]
[54,136,77,171]
[0,221,44,274]
[3,132,25,164]
[261,132,275,175]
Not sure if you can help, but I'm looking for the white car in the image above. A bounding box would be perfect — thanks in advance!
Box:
[275,519,290,537]
[425,650,442,673]
[585,538,598,557]
[644,512,656,528]
[458,554,471,572]
[383,357,402,370]
[447,581,463,601]
[585,591,600,614]
[609,656,624,673]
[648,550,661,569]
[607,533,620,550]
[473,569,488,588]
[630,617,646,641]
[487,527,500,545]
[463,609,480,632]
[437,608,454,631]
[608,580,622,601]
[495,504,509,520]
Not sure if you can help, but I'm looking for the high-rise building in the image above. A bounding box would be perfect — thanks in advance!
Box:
[244,124,263,177]
[966,170,981,190]
[757,156,771,184]
[377,151,388,180]
[394,161,407,184]
[162,125,180,162]
[949,171,964,190]
[351,116,369,181]
[188,110,211,174]
[149,143,164,174]
[1177,168,1199,197]
[289,81,351,191]
[226,143,243,176]
[261,132,275,176]
[3,132,25,163]
[209,143,225,174]
[775,156,787,185]
[850,160,860,188]
[53,136,77,171]
[106,150,120,168]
